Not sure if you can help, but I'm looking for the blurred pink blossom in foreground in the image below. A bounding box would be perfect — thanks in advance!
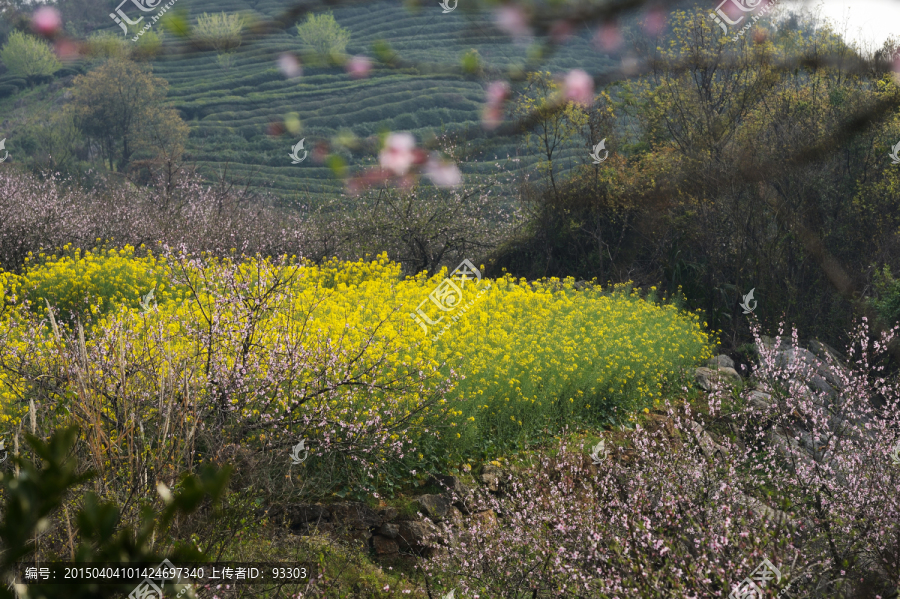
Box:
[549,20,574,44]
[278,53,303,78]
[379,132,417,176]
[642,6,667,36]
[33,6,62,37]
[563,69,594,106]
[54,39,81,61]
[594,22,624,53]
[425,155,462,187]
[482,81,510,130]
[347,55,372,79]
[494,4,531,41]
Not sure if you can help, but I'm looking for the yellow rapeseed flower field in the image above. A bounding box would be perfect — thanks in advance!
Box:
[0,249,712,471]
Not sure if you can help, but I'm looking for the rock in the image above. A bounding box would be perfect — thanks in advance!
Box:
[377,507,399,524]
[328,502,380,530]
[285,504,331,527]
[470,509,498,530]
[734,491,801,532]
[747,390,774,411]
[343,528,372,549]
[808,374,836,398]
[695,367,741,391]
[428,474,474,505]
[372,535,399,555]
[707,354,736,370]
[415,494,452,521]
[377,523,399,539]
[685,420,728,461]
[446,506,465,526]
[480,464,502,492]
[293,521,334,536]
[807,339,846,364]
[396,520,440,552]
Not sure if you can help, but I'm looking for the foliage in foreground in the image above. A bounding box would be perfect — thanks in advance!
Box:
[0,426,230,599]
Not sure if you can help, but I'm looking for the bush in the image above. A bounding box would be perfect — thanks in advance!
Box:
[194,12,245,53]
[0,77,26,89]
[869,264,900,326]
[295,11,351,62]
[0,31,61,79]
[0,426,230,599]
[0,84,16,98]
[423,323,900,597]
[26,73,53,86]
[53,67,80,78]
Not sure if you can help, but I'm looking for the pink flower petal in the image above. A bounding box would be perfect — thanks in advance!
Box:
[482,81,510,129]
[32,6,62,37]
[346,55,372,79]
[593,22,623,53]
[379,132,417,176]
[642,6,667,36]
[278,53,303,78]
[425,155,462,187]
[563,69,594,106]
[494,4,531,41]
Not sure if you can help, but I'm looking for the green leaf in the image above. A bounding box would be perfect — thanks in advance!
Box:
[161,9,191,38]
[326,154,347,178]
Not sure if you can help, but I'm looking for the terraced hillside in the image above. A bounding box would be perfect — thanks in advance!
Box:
[145,0,618,203]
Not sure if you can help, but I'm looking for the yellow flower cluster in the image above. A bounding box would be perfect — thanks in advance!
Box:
[9,245,184,320]
[0,251,712,458]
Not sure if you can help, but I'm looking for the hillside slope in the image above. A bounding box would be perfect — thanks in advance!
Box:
[147,0,617,202]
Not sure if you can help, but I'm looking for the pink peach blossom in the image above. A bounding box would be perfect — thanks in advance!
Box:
[277,53,302,78]
[482,81,510,130]
[593,22,623,53]
[424,155,462,187]
[642,6,667,36]
[379,132,417,176]
[32,6,62,37]
[346,55,372,79]
[494,4,531,41]
[563,69,594,106]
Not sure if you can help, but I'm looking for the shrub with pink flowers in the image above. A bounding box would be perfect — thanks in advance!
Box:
[419,322,900,598]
